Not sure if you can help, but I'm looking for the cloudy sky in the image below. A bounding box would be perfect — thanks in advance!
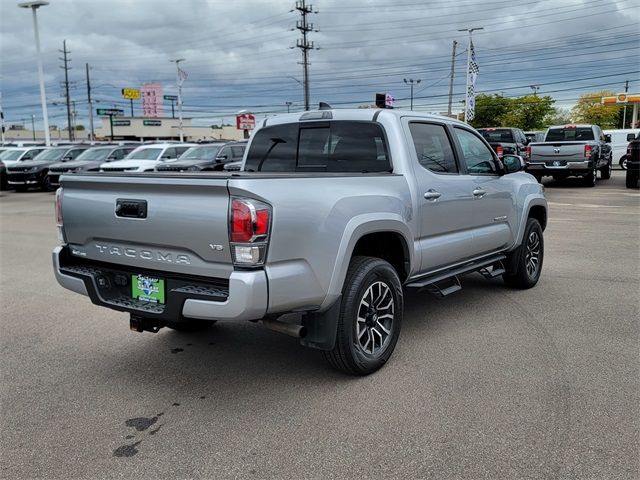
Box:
[1,0,638,130]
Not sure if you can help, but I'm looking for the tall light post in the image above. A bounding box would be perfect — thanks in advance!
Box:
[285,101,293,113]
[19,1,51,146]
[530,85,540,96]
[403,78,421,111]
[170,58,185,142]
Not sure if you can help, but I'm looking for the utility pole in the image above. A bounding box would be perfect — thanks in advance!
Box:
[295,0,316,111]
[31,115,36,141]
[447,40,457,117]
[0,93,5,144]
[59,39,73,141]
[458,27,483,123]
[170,58,186,142]
[86,63,94,141]
[622,80,629,129]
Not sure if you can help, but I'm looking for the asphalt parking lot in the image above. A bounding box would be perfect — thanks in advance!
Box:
[1,171,638,479]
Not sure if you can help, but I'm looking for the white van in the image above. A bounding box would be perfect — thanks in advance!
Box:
[604,129,640,169]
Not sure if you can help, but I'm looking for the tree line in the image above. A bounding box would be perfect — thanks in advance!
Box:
[470,90,631,130]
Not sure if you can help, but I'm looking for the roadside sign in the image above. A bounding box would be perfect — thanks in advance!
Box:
[236,113,256,130]
[163,95,178,101]
[112,119,131,126]
[616,93,628,103]
[97,108,124,116]
[143,119,162,126]
[121,88,141,100]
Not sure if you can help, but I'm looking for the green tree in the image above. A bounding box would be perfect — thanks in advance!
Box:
[74,124,85,131]
[544,107,572,127]
[470,94,512,128]
[570,90,622,128]
[501,95,555,130]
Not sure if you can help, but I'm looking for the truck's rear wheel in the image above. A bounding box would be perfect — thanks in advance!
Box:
[582,166,597,187]
[626,171,639,189]
[324,256,403,375]
[503,218,544,289]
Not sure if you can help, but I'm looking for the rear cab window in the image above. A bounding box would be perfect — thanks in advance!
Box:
[546,127,595,141]
[244,121,391,173]
[478,128,514,143]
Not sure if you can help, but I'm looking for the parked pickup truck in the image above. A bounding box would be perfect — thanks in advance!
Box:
[626,132,640,188]
[52,109,547,375]
[526,124,612,186]
[477,127,529,159]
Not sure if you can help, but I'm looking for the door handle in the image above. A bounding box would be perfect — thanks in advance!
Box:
[424,190,441,201]
[472,188,486,198]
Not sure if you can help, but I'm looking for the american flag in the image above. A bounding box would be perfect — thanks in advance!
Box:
[466,40,479,121]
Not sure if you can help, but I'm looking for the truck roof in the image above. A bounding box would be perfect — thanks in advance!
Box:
[262,108,467,128]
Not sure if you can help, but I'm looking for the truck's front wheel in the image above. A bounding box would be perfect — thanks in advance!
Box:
[324,256,403,375]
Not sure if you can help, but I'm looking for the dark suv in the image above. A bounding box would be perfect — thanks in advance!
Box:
[7,145,89,191]
[47,144,137,188]
[155,141,246,172]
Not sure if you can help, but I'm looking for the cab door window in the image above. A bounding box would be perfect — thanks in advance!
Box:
[408,122,458,174]
[453,127,500,175]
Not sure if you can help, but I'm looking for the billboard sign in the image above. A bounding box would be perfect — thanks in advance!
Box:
[142,83,163,118]
[143,119,162,127]
[121,88,141,100]
[236,113,256,130]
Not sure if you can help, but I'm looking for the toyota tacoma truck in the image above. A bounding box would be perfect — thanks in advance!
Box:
[52,109,547,375]
[526,124,612,186]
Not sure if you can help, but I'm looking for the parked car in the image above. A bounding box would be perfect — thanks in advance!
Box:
[155,142,246,172]
[0,146,48,167]
[99,143,196,172]
[625,132,640,188]
[477,127,529,159]
[6,145,89,191]
[526,124,612,186]
[52,108,547,375]
[0,161,7,191]
[603,128,640,169]
[47,145,137,188]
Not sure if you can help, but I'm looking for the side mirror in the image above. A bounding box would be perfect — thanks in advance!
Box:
[502,154,526,174]
[604,134,611,143]
[216,155,228,161]
[627,133,636,141]
[522,138,530,146]
[62,155,73,161]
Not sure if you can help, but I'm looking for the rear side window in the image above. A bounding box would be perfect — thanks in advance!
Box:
[546,127,595,141]
[244,121,390,173]
[231,146,245,158]
[409,123,458,173]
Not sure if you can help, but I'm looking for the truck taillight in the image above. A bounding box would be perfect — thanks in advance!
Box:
[584,144,592,159]
[496,145,504,158]
[525,145,531,159]
[229,197,271,266]
[55,188,65,243]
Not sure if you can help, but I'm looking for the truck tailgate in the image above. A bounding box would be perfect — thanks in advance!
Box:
[530,142,586,162]
[60,174,233,278]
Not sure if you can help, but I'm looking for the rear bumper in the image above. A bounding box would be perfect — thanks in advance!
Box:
[527,160,592,176]
[52,245,268,322]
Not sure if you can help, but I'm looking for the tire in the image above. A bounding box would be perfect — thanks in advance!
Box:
[582,165,597,187]
[620,156,628,170]
[626,171,639,189]
[503,218,544,289]
[532,173,542,184]
[324,256,403,375]
[599,160,612,180]
[41,173,55,192]
[165,319,216,332]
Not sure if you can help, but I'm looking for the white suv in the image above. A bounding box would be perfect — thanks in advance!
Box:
[99,143,197,172]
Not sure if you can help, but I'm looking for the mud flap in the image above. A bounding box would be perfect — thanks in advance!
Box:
[300,295,341,351]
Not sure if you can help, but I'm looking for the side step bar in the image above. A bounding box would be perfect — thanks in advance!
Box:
[406,254,506,297]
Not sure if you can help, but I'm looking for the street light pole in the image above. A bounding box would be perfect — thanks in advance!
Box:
[170,58,185,142]
[286,101,292,113]
[31,114,36,141]
[19,1,51,146]
[403,78,421,111]
[530,85,540,96]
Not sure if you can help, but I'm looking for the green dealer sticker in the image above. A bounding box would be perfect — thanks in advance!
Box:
[131,275,165,304]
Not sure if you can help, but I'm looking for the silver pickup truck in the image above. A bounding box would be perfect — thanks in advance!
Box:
[526,124,613,186]
[52,109,547,375]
